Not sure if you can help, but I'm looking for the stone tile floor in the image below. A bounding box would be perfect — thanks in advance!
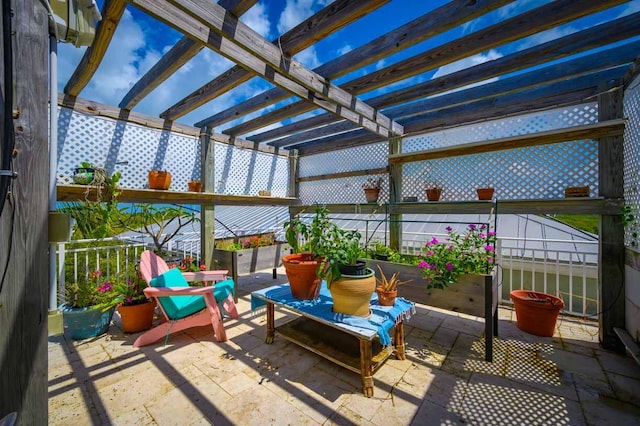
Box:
[48,269,640,425]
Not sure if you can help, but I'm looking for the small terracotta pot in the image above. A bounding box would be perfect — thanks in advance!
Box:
[364,188,380,203]
[376,287,397,306]
[477,187,494,200]
[425,188,442,201]
[148,170,171,190]
[188,181,202,192]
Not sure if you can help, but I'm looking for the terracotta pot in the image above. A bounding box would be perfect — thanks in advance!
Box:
[187,181,202,192]
[148,170,171,190]
[376,287,397,306]
[425,188,442,201]
[364,188,380,203]
[476,187,494,200]
[329,268,376,317]
[282,253,321,300]
[510,290,564,337]
[117,299,156,333]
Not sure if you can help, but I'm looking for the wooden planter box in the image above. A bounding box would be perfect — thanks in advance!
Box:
[214,243,290,296]
[366,258,498,361]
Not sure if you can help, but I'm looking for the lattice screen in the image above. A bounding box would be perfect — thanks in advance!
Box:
[299,104,599,204]
[56,107,289,196]
[623,75,640,246]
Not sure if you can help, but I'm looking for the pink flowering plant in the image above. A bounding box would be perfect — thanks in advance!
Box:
[418,224,497,290]
[100,279,149,310]
[64,269,115,308]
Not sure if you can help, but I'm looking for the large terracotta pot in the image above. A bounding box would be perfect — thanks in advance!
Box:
[510,290,564,337]
[282,253,321,300]
[148,170,171,190]
[117,299,156,333]
[329,268,376,317]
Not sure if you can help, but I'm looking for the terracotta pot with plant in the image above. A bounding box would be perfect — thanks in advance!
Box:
[424,171,443,202]
[101,278,156,333]
[187,179,202,192]
[476,186,494,200]
[375,265,412,306]
[362,176,383,203]
[148,170,171,190]
[283,206,335,300]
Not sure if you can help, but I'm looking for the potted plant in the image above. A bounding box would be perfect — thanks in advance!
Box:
[283,206,336,300]
[375,264,411,306]
[100,278,156,333]
[59,269,116,340]
[187,179,202,192]
[476,185,495,200]
[369,242,393,261]
[424,172,443,201]
[362,177,383,203]
[148,169,171,190]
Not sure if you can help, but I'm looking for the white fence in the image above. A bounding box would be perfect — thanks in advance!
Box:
[56,233,599,318]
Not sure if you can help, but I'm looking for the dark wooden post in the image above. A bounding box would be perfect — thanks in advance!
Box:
[389,136,402,251]
[288,148,299,199]
[0,0,49,423]
[200,127,215,268]
[598,82,625,352]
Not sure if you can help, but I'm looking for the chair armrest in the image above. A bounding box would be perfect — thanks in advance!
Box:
[144,286,216,297]
[181,270,229,282]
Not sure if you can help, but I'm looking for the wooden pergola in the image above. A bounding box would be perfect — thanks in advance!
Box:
[2,0,639,422]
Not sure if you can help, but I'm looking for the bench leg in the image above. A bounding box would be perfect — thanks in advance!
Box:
[360,339,374,397]
[394,322,406,360]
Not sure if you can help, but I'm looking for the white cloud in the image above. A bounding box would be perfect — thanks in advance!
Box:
[618,1,640,17]
[240,2,271,38]
[337,44,352,56]
[277,0,331,34]
[432,50,503,79]
[294,45,320,69]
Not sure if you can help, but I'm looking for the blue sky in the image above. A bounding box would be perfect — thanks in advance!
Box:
[57,0,640,135]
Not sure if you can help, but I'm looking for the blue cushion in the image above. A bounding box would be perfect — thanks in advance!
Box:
[149,269,234,320]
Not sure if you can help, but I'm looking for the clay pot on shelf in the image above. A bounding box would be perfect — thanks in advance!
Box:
[375,287,397,306]
[187,180,202,192]
[364,188,380,203]
[476,187,495,200]
[425,188,442,201]
[148,170,171,190]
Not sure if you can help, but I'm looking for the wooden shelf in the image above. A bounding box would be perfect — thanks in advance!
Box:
[291,197,623,216]
[57,184,301,206]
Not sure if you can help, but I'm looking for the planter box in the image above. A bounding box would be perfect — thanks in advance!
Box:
[214,243,290,292]
[366,258,498,361]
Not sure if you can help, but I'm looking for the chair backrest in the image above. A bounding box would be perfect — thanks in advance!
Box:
[139,250,170,284]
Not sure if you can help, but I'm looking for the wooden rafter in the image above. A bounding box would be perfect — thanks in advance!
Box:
[162,0,390,121]
[64,0,126,97]
[129,0,403,137]
[118,0,257,110]
[221,0,628,138]
[262,12,640,146]
[388,120,626,165]
[193,0,514,128]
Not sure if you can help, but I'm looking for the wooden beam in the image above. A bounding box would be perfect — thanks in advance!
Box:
[297,167,388,183]
[256,13,640,145]
[598,87,626,352]
[226,0,627,138]
[163,0,390,121]
[129,0,402,137]
[57,184,301,206]
[195,0,514,128]
[64,0,126,96]
[290,198,625,217]
[57,94,288,156]
[119,0,257,110]
[271,44,639,148]
[389,119,626,165]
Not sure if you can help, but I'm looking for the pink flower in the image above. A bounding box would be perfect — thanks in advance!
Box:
[468,224,476,230]
[426,250,435,256]
[488,231,496,236]
[431,237,439,245]
[418,261,429,269]
[445,226,452,232]
[199,264,206,270]
[487,257,494,263]
[447,245,454,250]
[484,244,495,252]
[446,263,454,270]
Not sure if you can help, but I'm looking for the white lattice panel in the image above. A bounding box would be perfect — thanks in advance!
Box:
[56,107,289,196]
[624,75,640,246]
[299,174,388,205]
[298,141,387,177]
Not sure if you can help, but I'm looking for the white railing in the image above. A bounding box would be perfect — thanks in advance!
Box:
[56,231,599,317]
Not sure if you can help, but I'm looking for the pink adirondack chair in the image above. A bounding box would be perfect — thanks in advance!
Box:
[134,250,239,347]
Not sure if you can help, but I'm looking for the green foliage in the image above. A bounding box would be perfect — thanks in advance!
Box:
[65,269,116,308]
[622,205,640,247]
[283,206,335,258]
[99,279,148,310]
[551,214,599,235]
[419,224,497,290]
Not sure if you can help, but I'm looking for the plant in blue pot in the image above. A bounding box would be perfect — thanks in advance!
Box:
[59,269,116,340]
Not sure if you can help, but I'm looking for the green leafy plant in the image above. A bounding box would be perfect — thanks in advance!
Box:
[419,224,497,290]
[622,205,640,247]
[99,279,149,310]
[319,228,366,285]
[375,264,412,291]
[64,269,115,308]
[362,176,382,189]
[284,206,335,258]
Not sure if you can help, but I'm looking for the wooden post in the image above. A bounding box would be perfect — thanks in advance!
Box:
[0,0,49,423]
[598,84,625,352]
[288,149,299,199]
[389,136,402,251]
[200,127,215,268]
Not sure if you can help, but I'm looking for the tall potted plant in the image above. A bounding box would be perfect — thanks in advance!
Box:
[283,206,335,299]
[100,278,156,334]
